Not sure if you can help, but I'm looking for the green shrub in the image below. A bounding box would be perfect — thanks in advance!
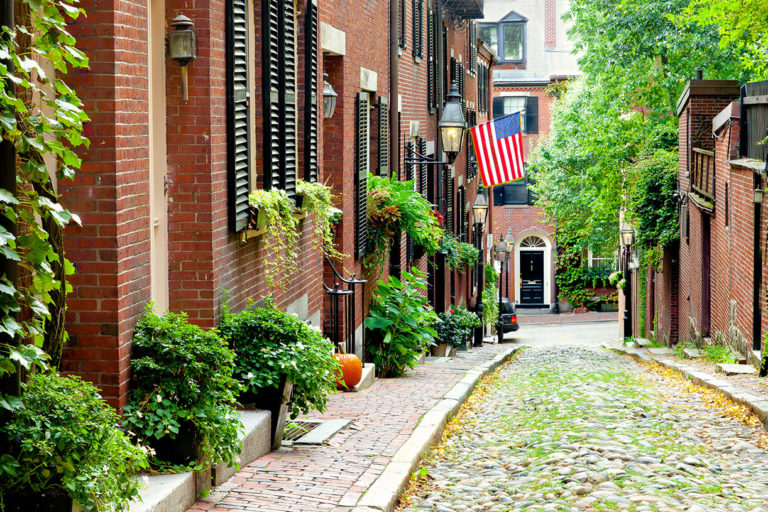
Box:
[442,235,479,272]
[122,308,242,470]
[435,305,481,347]
[219,299,341,418]
[0,372,148,511]
[365,268,438,377]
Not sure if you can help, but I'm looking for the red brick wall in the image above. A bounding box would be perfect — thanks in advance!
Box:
[62,0,151,409]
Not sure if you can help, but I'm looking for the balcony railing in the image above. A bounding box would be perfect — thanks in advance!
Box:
[691,147,714,205]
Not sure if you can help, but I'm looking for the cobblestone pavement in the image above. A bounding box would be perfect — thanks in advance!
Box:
[400,346,768,512]
[187,344,507,512]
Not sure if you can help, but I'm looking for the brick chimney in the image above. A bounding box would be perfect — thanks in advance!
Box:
[544,0,556,48]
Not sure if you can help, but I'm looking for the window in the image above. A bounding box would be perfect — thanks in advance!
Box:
[587,249,616,269]
[477,63,489,113]
[492,95,538,133]
[478,25,498,54]
[681,202,689,243]
[493,167,533,206]
[479,11,527,63]
[412,0,423,58]
[468,22,477,76]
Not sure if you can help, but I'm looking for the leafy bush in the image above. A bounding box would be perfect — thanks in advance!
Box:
[122,308,242,469]
[482,288,498,327]
[365,268,438,377]
[366,175,444,271]
[249,188,301,288]
[0,372,148,511]
[442,235,479,272]
[435,305,481,347]
[219,299,341,418]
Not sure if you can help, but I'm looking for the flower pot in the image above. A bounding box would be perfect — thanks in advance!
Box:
[149,420,199,466]
[2,491,73,512]
[238,378,293,450]
[558,301,573,313]
[247,207,268,230]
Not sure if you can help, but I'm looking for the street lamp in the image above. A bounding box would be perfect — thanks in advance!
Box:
[438,82,467,164]
[472,187,488,347]
[505,227,514,301]
[322,73,338,119]
[620,224,635,338]
[169,14,197,104]
[495,234,510,343]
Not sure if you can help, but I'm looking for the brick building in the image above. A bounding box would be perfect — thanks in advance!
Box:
[634,78,768,366]
[53,0,493,409]
[477,0,579,310]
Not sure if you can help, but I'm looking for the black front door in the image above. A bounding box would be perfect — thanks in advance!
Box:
[520,251,544,304]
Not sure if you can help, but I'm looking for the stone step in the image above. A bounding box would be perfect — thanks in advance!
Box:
[353,364,376,392]
[682,348,704,359]
[635,338,653,348]
[647,348,674,355]
[213,409,272,486]
[716,363,757,376]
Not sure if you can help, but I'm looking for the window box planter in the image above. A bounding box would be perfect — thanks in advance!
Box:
[237,377,293,450]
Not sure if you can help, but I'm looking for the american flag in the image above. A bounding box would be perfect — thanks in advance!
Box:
[470,112,524,187]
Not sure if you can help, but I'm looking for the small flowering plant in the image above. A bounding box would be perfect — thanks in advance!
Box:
[123,306,243,470]
[219,299,341,418]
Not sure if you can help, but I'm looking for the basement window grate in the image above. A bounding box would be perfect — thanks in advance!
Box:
[283,420,321,441]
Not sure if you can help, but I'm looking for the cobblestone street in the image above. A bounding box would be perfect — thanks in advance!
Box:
[400,346,768,512]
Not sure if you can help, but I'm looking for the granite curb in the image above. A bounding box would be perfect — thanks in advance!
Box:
[352,345,523,512]
[605,344,768,430]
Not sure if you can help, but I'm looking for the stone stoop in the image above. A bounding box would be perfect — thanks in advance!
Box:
[130,409,272,512]
[353,364,376,392]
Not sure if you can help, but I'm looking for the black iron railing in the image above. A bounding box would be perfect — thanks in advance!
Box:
[324,258,366,364]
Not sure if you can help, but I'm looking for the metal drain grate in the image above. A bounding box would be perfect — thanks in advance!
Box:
[283,420,321,441]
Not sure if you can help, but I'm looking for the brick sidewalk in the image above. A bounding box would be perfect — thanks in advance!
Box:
[187,344,508,512]
[521,311,617,325]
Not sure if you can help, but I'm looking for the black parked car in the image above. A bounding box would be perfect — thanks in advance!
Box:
[500,297,519,333]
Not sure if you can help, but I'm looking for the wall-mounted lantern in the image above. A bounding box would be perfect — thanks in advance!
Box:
[438,81,466,164]
[169,14,197,104]
[322,73,338,119]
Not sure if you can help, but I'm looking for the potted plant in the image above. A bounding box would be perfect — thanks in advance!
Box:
[365,268,438,377]
[296,179,345,261]
[219,299,341,449]
[248,188,301,288]
[433,305,481,355]
[0,372,148,511]
[441,234,480,272]
[365,175,444,273]
[122,308,242,478]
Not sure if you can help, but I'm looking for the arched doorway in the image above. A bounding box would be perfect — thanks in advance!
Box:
[515,235,551,307]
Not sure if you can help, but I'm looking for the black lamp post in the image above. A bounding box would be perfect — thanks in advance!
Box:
[495,234,510,343]
[472,187,488,347]
[620,224,636,338]
[505,227,513,300]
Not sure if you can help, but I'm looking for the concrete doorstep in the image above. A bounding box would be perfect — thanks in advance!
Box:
[128,410,271,512]
[352,346,522,512]
[605,344,768,430]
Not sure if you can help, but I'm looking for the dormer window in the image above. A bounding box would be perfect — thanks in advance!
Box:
[478,10,526,63]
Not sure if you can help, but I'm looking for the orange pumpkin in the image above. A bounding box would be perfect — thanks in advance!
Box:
[334,353,363,389]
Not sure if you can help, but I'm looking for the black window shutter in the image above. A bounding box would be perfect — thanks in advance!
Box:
[282,0,297,195]
[263,0,282,190]
[412,0,423,58]
[458,62,465,111]
[457,186,466,242]
[525,96,539,134]
[466,109,477,182]
[356,93,370,259]
[303,0,318,182]
[493,185,505,205]
[446,175,455,236]
[405,141,415,182]
[378,96,389,176]
[399,0,406,49]
[492,96,505,119]
[418,137,427,197]
[469,22,477,76]
[427,7,436,112]
[226,0,251,232]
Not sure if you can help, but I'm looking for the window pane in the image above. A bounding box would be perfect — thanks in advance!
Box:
[503,24,523,61]
[479,25,498,54]
[502,97,526,131]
